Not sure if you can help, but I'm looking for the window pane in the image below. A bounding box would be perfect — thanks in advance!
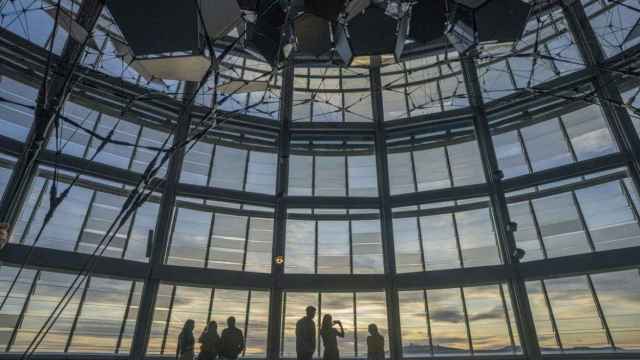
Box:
[393,217,422,273]
[285,220,315,274]
[351,220,383,274]
[245,217,273,273]
[167,208,210,268]
[427,288,470,355]
[464,285,513,353]
[317,221,349,274]
[209,214,247,271]
[591,270,640,351]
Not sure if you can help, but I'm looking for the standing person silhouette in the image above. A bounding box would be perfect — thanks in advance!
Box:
[366,324,385,360]
[177,319,196,360]
[219,316,245,360]
[296,306,317,360]
[320,314,344,360]
[198,320,220,360]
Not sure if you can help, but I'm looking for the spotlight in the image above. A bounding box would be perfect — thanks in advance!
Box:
[445,17,476,54]
[512,248,526,261]
[274,256,285,265]
[334,5,398,65]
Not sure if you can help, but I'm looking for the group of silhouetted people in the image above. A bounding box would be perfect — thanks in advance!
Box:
[176,307,384,360]
[296,306,385,360]
[177,317,244,360]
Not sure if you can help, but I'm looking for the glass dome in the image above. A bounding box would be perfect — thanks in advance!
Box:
[0,0,640,359]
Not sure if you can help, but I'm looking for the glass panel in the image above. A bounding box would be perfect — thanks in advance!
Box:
[464,285,513,354]
[348,155,378,197]
[68,277,134,353]
[245,291,269,357]
[163,286,211,355]
[167,208,210,268]
[399,290,429,357]
[575,181,640,252]
[531,193,591,257]
[0,76,37,141]
[317,221,349,274]
[393,217,422,273]
[315,157,346,196]
[209,214,247,271]
[245,151,277,194]
[210,146,247,191]
[427,288,470,355]
[0,267,37,351]
[351,220,383,274]
[591,270,640,351]
[320,292,355,357]
[285,220,315,274]
[526,281,561,352]
[456,208,500,267]
[282,292,319,358]
[245,217,273,273]
[289,155,313,196]
[414,148,451,191]
[420,214,460,270]
[544,276,610,351]
[355,292,388,357]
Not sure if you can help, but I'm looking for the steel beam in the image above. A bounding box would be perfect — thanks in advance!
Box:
[0,0,104,228]
[561,0,640,196]
[266,63,294,360]
[128,81,198,360]
[369,56,403,360]
[460,55,542,359]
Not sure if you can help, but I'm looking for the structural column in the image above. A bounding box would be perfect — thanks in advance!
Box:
[0,0,104,227]
[460,55,542,359]
[369,56,403,360]
[129,81,198,360]
[562,0,640,193]
[266,63,294,360]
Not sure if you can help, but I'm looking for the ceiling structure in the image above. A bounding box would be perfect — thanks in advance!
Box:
[0,0,639,360]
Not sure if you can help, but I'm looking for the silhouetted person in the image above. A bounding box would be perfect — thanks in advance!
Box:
[367,324,385,360]
[320,314,344,360]
[296,305,317,360]
[220,316,244,360]
[177,319,195,360]
[198,321,220,360]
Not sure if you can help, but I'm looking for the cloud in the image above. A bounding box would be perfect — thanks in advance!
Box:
[468,306,505,322]
[429,309,465,323]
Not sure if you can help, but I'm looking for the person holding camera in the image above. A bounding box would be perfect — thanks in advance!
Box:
[320,314,344,360]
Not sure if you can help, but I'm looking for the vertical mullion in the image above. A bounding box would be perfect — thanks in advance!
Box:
[160,285,177,355]
[207,288,215,324]
[242,290,252,357]
[279,292,287,358]
[314,221,319,274]
[120,207,137,259]
[620,179,640,222]
[317,292,322,357]
[125,126,143,172]
[528,200,549,259]
[64,276,91,353]
[499,283,517,353]
[164,208,180,266]
[241,217,251,272]
[352,292,358,357]
[423,289,434,356]
[451,212,465,268]
[459,287,474,355]
[206,144,217,187]
[205,214,216,269]
[410,143,427,271]
[540,280,564,351]
[115,281,137,354]
[6,270,40,352]
[17,178,49,245]
[586,274,616,349]
[348,219,354,275]
[72,190,97,252]
[571,190,596,251]
[241,149,251,193]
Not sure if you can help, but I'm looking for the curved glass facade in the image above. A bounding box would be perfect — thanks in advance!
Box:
[1,0,640,359]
